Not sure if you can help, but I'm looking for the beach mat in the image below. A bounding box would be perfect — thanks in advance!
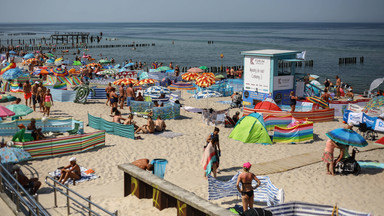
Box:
[153,131,183,139]
[49,166,99,185]
[182,106,203,113]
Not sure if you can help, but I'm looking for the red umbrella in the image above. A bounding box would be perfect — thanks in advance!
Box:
[195,75,216,88]
[113,78,138,86]
[134,78,158,86]
[181,72,199,81]
[0,105,15,118]
[254,101,282,111]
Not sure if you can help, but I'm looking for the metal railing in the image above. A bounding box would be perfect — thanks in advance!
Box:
[0,161,50,216]
[45,176,117,216]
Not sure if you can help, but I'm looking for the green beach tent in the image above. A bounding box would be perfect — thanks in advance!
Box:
[229,112,272,144]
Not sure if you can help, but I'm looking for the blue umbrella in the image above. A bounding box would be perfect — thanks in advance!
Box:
[0,147,31,164]
[9,51,16,54]
[23,53,35,60]
[2,68,23,80]
[326,128,368,147]
[119,67,128,72]
[124,63,134,67]
[114,64,121,69]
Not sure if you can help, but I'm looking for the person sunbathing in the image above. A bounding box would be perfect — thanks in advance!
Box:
[135,116,155,134]
[12,165,41,194]
[124,114,139,129]
[131,158,154,171]
[155,116,166,132]
[135,92,144,101]
[58,157,81,184]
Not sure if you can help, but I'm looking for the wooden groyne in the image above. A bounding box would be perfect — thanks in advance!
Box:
[339,56,364,64]
[278,60,314,68]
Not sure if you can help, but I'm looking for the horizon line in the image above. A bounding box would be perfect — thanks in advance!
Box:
[0,21,383,25]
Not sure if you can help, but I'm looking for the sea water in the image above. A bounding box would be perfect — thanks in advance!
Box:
[0,22,383,93]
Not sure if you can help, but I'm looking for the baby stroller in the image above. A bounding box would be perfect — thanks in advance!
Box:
[334,147,361,176]
[230,93,242,108]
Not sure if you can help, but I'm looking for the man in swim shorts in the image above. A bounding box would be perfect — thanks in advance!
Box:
[31,81,40,112]
[23,80,32,107]
[126,83,135,113]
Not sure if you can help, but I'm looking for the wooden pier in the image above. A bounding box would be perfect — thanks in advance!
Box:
[50,32,91,44]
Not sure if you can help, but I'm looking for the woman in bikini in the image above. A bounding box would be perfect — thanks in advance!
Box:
[236,162,261,211]
[43,89,53,117]
[109,88,119,115]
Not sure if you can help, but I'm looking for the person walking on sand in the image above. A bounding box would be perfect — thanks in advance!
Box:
[58,157,81,184]
[119,83,126,109]
[289,91,298,112]
[236,162,261,211]
[105,82,112,106]
[335,75,341,99]
[37,83,45,112]
[201,136,220,178]
[206,127,221,172]
[126,83,135,113]
[31,81,39,112]
[23,80,32,107]
[43,89,53,117]
[322,139,343,176]
[109,88,119,115]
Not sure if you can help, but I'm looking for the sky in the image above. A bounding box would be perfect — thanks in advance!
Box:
[0,0,383,23]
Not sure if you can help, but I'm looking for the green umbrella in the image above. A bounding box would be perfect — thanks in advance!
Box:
[155,66,172,72]
[6,104,33,117]
[199,66,208,70]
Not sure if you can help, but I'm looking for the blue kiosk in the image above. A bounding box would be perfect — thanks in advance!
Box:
[241,49,304,107]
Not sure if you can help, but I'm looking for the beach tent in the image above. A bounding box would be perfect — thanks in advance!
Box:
[229,113,272,144]
[254,101,282,111]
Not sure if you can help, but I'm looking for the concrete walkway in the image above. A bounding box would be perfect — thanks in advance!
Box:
[0,194,16,216]
[252,144,384,175]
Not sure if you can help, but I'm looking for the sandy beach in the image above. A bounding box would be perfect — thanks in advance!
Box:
[2,86,383,216]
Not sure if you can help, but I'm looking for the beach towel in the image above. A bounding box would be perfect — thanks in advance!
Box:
[49,166,99,185]
[216,100,232,104]
[208,173,240,200]
[201,142,217,176]
[358,161,384,169]
[182,106,203,113]
[154,131,183,139]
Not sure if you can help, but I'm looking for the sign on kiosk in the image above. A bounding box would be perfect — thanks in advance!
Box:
[273,75,294,91]
[244,56,270,93]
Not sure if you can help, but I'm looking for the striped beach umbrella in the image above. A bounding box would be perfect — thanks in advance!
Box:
[306,96,328,108]
[181,72,199,81]
[50,67,69,77]
[135,78,158,86]
[168,82,196,90]
[202,72,215,78]
[68,68,80,75]
[187,67,203,73]
[195,75,216,88]
[113,78,138,86]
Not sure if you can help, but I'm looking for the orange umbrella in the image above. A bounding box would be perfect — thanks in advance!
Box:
[113,78,138,86]
[134,78,158,86]
[68,68,80,75]
[195,75,216,88]
[181,72,199,81]
[87,63,102,68]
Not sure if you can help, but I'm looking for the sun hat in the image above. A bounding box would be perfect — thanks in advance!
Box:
[243,162,252,169]
[69,157,76,162]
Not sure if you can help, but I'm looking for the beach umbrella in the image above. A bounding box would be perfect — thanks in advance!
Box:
[202,72,215,78]
[113,78,137,86]
[326,128,368,147]
[168,82,196,90]
[135,78,158,86]
[87,63,102,68]
[155,66,172,72]
[199,66,208,70]
[45,53,55,58]
[195,75,216,88]
[23,53,35,60]
[73,61,82,66]
[68,68,80,75]
[181,72,199,81]
[365,96,384,111]
[31,68,49,76]
[0,147,31,164]
[306,96,328,109]
[215,74,225,79]
[187,67,203,73]
[1,68,23,80]
[0,105,15,117]
[254,101,282,111]
[369,78,384,93]
[6,104,33,117]
[50,67,68,77]
[25,58,39,64]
